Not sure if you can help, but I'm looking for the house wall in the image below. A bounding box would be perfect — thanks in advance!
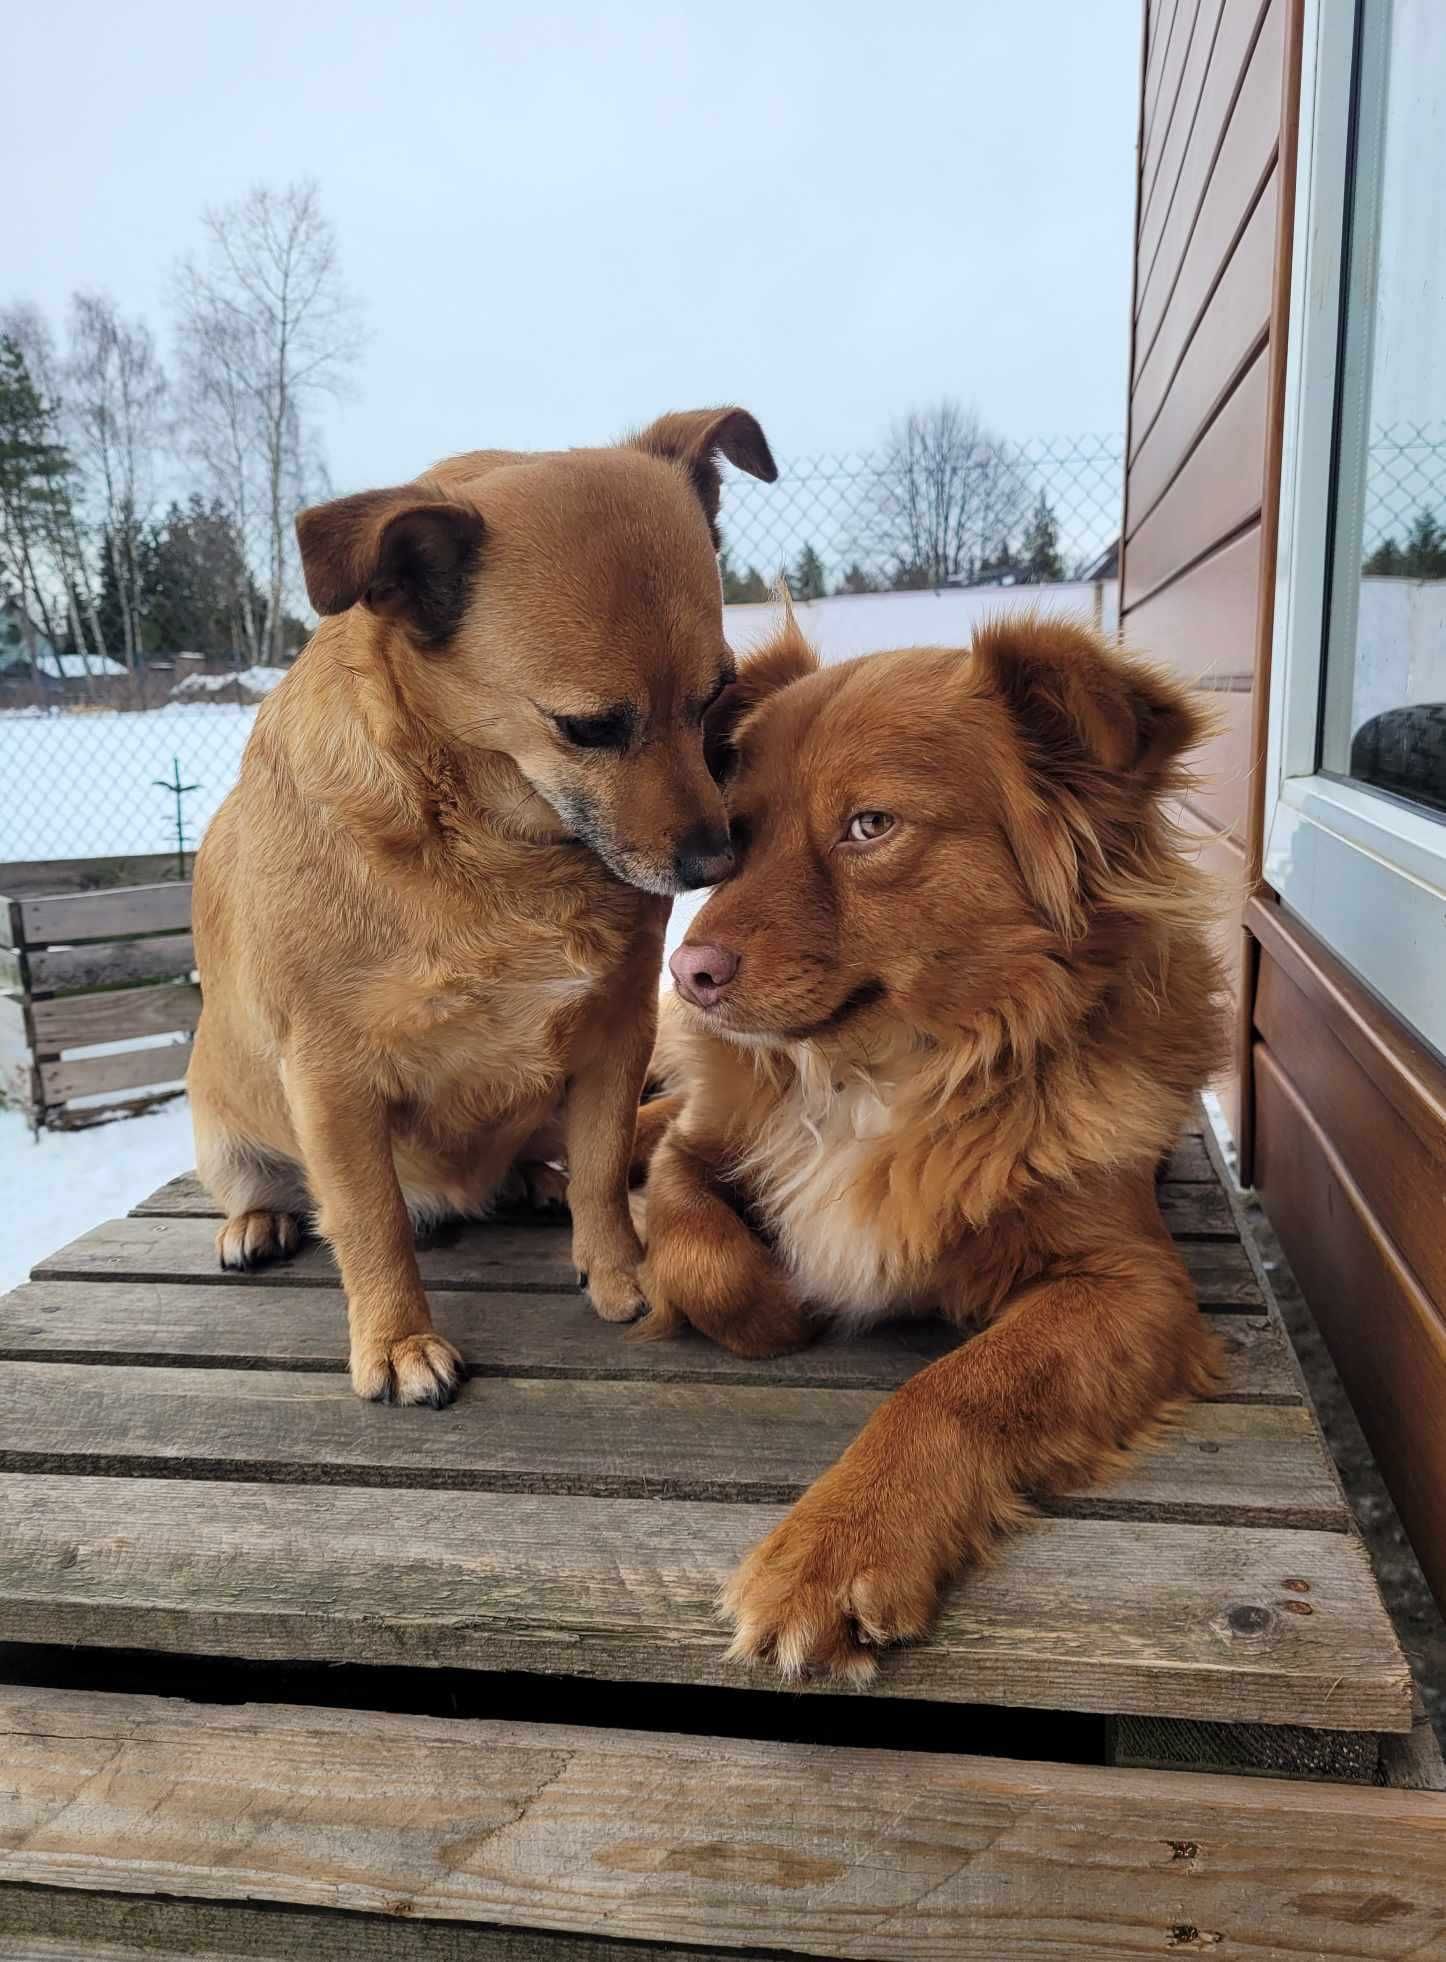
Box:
[1123,0,1446,1611]
[1119,0,1294,1138]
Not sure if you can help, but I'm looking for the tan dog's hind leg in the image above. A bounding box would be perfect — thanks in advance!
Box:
[287,1049,462,1407]
[194,1103,308,1273]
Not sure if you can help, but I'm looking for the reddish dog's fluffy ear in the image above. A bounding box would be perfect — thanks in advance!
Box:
[629,406,778,546]
[296,489,485,646]
[705,604,819,780]
[971,619,1207,940]
[972,618,1205,790]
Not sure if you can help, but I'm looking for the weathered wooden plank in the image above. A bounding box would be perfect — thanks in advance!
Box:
[4,1690,1442,1962]
[29,979,201,1049]
[0,1887,748,1962]
[0,850,181,897]
[37,1211,1267,1307]
[0,1476,1409,1727]
[26,930,195,994]
[1157,1182,1235,1235]
[1162,1132,1213,1180]
[0,1363,1340,1523]
[18,882,191,946]
[37,1041,192,1105]
[0,989,28,1050]
[0,1281,1300,1401]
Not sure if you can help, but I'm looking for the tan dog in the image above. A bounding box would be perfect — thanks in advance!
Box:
[639,611,1229,1678]
[188,407,776,1406]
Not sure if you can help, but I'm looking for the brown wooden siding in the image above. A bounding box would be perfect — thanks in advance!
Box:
[1250,899,1446,1607]
[1119,0,1289,1126]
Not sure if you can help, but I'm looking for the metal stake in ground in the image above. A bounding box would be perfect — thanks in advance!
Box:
[153,757,201,880]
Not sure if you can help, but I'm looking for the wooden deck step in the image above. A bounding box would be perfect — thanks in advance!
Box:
[0,1472,1408,1728]
[4,1685,1444,1962]
[32,1208,1264,1302]
[0,1277,1302,1397]
[0,1360,1343,1523]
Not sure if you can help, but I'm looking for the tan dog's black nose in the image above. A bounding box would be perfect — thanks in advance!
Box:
[670,942,739,1008]
[674,825,735,891]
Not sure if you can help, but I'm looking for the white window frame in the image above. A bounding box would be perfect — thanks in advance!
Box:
[1264,0,1446,1059]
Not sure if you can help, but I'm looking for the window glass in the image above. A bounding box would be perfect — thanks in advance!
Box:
[1322,0,1446,818]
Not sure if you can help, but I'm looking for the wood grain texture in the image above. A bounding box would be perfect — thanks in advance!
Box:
[38,1040,192,1105]
[18,882,191,947]
[0,1281,1298,1399]
[0,1888,752,1962]
[25,931,195,995]
[1256,955,1446,1307]
[1139,0,1222,277]
[0,1363,1339,1523]
[2,1687,1440,1960]
[29,1208,1264,1303]
[1123,342,1269,608]
[1254,1043,1446,1612]
[1122,525,1260,693]
[1136,0,1281,341]
[29,979,202,1049]
[0,1475,1409,1725]
[1128,176,1276,519]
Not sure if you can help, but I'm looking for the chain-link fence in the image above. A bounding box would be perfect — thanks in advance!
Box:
[717,433,1124,599]
[8,425,1444,870]
[1363,423,1446,572]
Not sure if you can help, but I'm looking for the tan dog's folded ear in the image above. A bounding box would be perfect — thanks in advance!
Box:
[296,489,485,646]
[628,407,778,546]
[705,599,819,780]
[971,619,1206,790]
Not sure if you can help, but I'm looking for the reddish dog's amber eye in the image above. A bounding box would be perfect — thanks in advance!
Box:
[845,811,894,843]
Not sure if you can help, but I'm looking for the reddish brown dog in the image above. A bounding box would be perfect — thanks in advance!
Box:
[639,611,1229,1679]
[189,408,774,1407]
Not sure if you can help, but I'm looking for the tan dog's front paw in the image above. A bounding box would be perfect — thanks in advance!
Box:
[578,1261,648,1324]
[350,1331,463,1407]
[722,1497,942,1683]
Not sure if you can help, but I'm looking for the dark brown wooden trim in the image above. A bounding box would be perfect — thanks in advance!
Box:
[1245,895,1446,1156]
[1252,1043,1446,1611]
[1237,0,1304,1176]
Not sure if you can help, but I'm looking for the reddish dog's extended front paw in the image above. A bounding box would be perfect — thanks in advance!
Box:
[721,1489,944,1683]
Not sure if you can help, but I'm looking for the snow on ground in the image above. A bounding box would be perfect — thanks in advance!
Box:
[0,585,1116,866]
[0,1096,195,1295]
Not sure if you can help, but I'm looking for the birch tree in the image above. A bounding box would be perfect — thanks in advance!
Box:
[66,292,168,670]
[174,181,362,662]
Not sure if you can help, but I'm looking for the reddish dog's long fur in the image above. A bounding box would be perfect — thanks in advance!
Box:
[638,610,1230,1680]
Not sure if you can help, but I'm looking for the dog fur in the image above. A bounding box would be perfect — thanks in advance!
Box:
[638,609,1230,1678]
[188,406,775,1406]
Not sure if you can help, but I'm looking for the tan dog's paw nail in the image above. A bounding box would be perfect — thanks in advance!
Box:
[351,1332,463,1408]
[216,1210,302,1272]
[582,1264,648,1324]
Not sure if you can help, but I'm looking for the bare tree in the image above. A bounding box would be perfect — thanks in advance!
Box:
[173,181,362,662]
[869,400,1032,588]
[66,292,168,672]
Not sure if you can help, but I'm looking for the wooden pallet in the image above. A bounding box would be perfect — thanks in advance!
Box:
[1,1120,1443,1959]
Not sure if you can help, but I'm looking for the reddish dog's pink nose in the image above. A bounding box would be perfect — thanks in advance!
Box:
[669,941,739,1008]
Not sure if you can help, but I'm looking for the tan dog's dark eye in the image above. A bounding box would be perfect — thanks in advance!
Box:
[553,710,632,750]
[845,811,894,843]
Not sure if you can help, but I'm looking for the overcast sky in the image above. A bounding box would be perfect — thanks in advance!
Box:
[10,1,1140,492]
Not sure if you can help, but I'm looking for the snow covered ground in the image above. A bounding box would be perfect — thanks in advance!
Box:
[0,584,1115,865]
[0,1097,195,1295]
